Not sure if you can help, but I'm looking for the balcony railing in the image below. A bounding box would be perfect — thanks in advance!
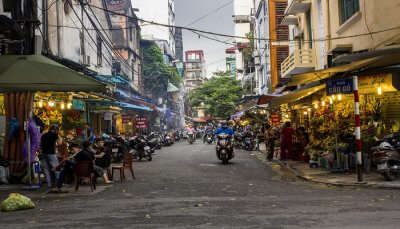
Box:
[281,48,314,78]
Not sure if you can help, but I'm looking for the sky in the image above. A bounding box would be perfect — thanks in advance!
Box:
[175,0,235,77]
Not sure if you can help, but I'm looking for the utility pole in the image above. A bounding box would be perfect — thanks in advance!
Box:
[353,75,363,182]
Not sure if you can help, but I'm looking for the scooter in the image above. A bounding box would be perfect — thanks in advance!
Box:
[129,136,152,161]
[216,133,234,164]
[205,132,214,144]
[244,136,255,151]
[372,133,400,181]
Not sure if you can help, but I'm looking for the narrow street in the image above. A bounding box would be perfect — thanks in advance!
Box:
[2,142,400,229]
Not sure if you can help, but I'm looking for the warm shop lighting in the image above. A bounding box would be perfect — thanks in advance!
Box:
[285,114,289,118]
[322,101,326,106]
[314,103,318,109]
[332,95,336,101]
[377,87,382,95]
[60,103,65,110]
[38,101,43,108]
[329,98,333,105]
[67,102,72,109]
[338,94,342,101]
[303,111,308,115]
[48,101,55,107]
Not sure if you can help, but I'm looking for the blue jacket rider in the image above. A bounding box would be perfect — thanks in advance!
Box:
[214,124,234,136]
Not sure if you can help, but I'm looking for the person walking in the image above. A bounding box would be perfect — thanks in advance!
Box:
[280,122,294,161]
[40,125,61,193]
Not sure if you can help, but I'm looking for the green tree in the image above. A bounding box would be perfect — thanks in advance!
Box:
[189,72,243,119]
[142,43,182,99]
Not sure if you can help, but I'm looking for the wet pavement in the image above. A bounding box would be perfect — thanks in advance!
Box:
[2,141,400,228]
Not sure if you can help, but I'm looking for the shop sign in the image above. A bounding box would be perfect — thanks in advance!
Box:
[104,112,113,121]
[136,117,148,129]
[270,114,281,126]
[358,73,400,94]
[72,99,85,111]
[326,78,353,95]
[105,0,130,12]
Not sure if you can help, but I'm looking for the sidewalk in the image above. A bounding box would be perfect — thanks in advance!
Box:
[255,145,400,189]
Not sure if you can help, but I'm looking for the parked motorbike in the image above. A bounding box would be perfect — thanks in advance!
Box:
[164,134,173,146]
[129,136,152,161]
[146,132,161,151]
[372,133,400,181]
[216,133,234,164]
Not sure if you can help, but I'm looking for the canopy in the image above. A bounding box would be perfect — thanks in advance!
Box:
[167,82,180,93]
[0,55,106,92]
[270,84,325,106]
[288,52,400,87]
[118,102,153,112]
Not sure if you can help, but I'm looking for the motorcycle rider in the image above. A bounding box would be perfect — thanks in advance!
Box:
[214,121,235,137]
[203,123,214,143]
[186,124,196,142]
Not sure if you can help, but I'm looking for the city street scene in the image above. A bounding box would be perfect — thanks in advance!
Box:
[1,0,400,228]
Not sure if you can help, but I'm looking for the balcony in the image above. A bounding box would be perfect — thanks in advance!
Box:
[281,49,314,78]
[285,0,311,15]
[281,15,298,25]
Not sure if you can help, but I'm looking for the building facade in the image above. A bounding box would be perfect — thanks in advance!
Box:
[134,0,176,58]
[184,50,206,93]
[225,47,237,77]
[108,6,143,93]
[174,27,184,62]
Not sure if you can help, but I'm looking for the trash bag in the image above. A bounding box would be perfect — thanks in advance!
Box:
[1,193,35,212]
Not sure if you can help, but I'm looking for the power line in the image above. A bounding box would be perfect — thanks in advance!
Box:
[185,0,233,27]
[87,3,400,43]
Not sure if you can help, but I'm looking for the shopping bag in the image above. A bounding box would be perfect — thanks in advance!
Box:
[1,193,35,212]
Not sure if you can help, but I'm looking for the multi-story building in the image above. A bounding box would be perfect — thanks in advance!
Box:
[134,0,176,58]
[225,47,237,77]
[184,50,206,93]
[108,5,142,93]
[280,0,400,84]
[174,28,184,62]
[233,0,253,81]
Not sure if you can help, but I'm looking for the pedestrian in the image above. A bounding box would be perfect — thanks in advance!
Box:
[40,124,61,193]
[280,122,294,161]
[265,124,279,161]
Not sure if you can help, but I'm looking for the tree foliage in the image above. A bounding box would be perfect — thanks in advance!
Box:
[142,43,182,99]
[189,73,243,119]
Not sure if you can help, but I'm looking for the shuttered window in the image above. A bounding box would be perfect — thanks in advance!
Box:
[339,0,360,24]
[275,1,289,41]
[277,46,289,79]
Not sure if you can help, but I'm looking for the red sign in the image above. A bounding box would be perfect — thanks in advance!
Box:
[270,114,281,126]
[136,117,148,129]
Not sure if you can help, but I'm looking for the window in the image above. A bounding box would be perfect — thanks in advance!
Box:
[339,0,359,24]
[96,34,103,66]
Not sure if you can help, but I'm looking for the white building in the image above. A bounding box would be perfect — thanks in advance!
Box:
[254,0,272,94]
[233,0,253,81]
[134,0,176,58]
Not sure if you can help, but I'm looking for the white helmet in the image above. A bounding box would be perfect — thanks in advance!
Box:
[379,142,392,150]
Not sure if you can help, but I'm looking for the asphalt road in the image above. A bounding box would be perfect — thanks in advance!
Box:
[2,141,400,229]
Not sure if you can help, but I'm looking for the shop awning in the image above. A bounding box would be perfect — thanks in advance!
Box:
[257,94,283,105]
[270,84,325,106]
[287,52,400,87]
[0,55,106,92]
[118,102,153,112]
[167,82,180,93]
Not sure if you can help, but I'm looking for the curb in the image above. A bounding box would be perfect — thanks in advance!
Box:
[256,150,400,190]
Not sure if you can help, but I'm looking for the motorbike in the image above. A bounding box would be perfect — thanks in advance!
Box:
[244,135,255,151]
[205,132,214,144]
[372,133,400,181]
[164,134,173,146]
[146,132,161,150]
[187,132,195,144]
[129,136,152,161]
[234,133,244,149]
[216,134,234,164]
